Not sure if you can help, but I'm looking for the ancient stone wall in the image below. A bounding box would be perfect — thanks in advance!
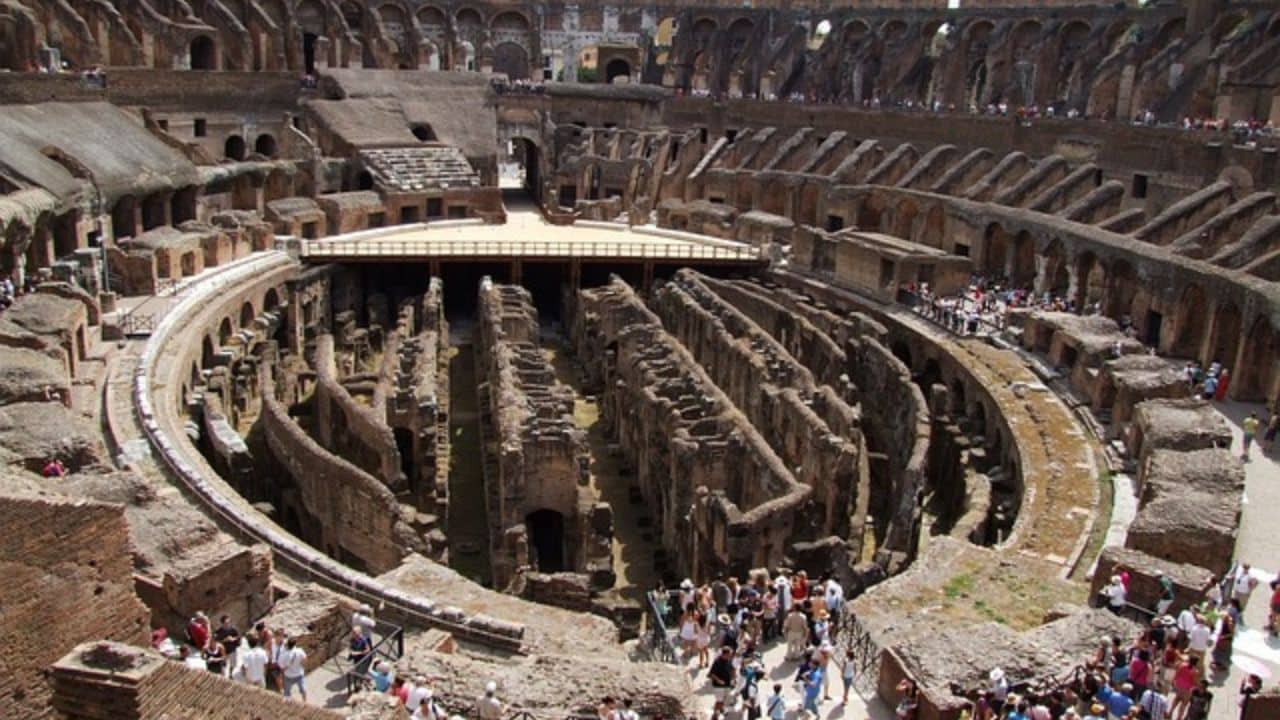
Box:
[0,493,150,720]
[260,348,420,574]
[476,278,609,588]
[573,277,810,580]
[652,269,865,558]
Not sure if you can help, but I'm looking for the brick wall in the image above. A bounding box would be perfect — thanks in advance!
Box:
[0,493,150,719]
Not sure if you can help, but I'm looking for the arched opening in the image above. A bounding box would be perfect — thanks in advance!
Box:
[492,41,529,80]
[1171,284,1207,359]
[982,223,1009,277]
[891,340,913,370]
[604,58,631,84]
[526,509,566,572]
[1074,252,1105,310]
[919,205,945,248]
[112,195,138,239]
[967,60,988,109]
[171,187,198,224]
[892,199,918,241]
[190,36,216,70]
[1104,259,1137,320]
[303,32,318,74]
[218,317,234,346]
[357,170,374,190]
[410,123,436,142]
[1235,318,1277,401]
[239,301,255,329]
[254,134,277,157]
[393,427,415,484]
[224,135,246,161]
[1208,301,1241,371]
[202,335,215,367]
[1010,231,1036,288]
[1040,239,1070,298]
[504,137,541,204]
[264,287,281,311]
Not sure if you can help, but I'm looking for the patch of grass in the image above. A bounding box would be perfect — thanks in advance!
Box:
[943,573,976,599]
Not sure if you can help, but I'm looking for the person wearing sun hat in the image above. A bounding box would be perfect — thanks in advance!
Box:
[1084,702,1106,720]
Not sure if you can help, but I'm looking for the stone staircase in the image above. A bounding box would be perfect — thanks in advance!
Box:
[359,146,481,192]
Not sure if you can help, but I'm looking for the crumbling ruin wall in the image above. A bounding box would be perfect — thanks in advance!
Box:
[652,269,864,551]
[574,278,810,580]
[260,353,417,575]
[311,333,406,492]
[1127,447,1244,576]
[0,493,150,720]
[49,641,342,720]
[477,279,608,589]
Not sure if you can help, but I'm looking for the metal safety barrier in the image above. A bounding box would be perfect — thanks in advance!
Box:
[299,238,764,263]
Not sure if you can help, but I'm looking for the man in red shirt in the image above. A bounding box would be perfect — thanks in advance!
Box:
[186,612,210,650]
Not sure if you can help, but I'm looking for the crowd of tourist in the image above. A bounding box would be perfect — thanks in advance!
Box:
[651,569,860,720]
[150,611,310,702]
[966,563,1279,720]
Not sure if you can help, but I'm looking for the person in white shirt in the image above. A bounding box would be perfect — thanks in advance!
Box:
[476,681,504,720]
[279,637,308,702]
[773,573,791,615]
[407,675,433,713]
[824,579,845,636]
[1232,564,1259,610]
[1187,616,1213,659]
[1104,575,1127,614]
[238,635,269,688]
[179,645,206,671]
[618,698,639,720]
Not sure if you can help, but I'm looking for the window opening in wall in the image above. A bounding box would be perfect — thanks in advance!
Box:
[368,212,386,228]
[426,198,443,218]
[826,215,844,232]
[158,119,169,131]
[301,221,318,239]
[879,259,895,287]
[1094,168,1104,187]
[699,127,708,144]
[954,243,970,257]
[194,118,207,137]
[399,206,419,224]
[1132,173,1148,199]
[725,129,738,142]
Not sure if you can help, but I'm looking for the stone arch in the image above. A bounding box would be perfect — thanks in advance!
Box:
[726,17,754,57]
[458,40,476,71]
[224,135,246,161]
[1235,317,1278,401]
[856,196,883,231]
[842,19,870,46]
[1208,300,1241,370]
[239,300,255,328]
[455,7,483,33]
[264,287,281,311]
[112,195,138,239]
[891,198,918,240]
[296,0,325,33]
[218,317,234,346]
[919,205,945,248]
[982,222,1010,276]
[881,19,908,44]
[967,59,988,108]
[489,10,530,32]
[1039,238,1070,297]
[965,19,994,52]
[692,17,719,36]
[1170,284,1207,359]
[604,58,631,84]
[1010,20,1042,59]
[254,133,277,157]
[417,5,446,30]
[1010,230,1035,288]
[190,35,216,70]
[526,508,566,572]
[340,1,363,32]
[202,335,215,368]
[492,41,529,80]
[1103,258,1137,320]
[1074,250,1105,310]
[891,340,913,371]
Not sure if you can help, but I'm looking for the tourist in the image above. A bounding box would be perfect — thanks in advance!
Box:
[1138,685,1169,720]
[1210,608,1236,673]
[280,637,307,702]
[179,644,207,671]
[696,612,713,668]
[1185,679,1212,720]
[264,624,284,692]
[1102,681,1134,719]
[989,668,1009,714]
[679,579,696,610]
[1268,579,1280,637]
[802,661,824,715]
[212,615,240,676]
[840,648,857,705]
[391,675,411,705]
[42,458,66,477]
[1156,573,1175,616]
[1237,674,1262,719]
[348,626,373,674]
[1128,649,1151,695]
[1083,703,1106,720]
[1241,412,1260,460]
[766,683,786,720]
[1103,575,1127,615]
[1169,655,1198,720]
[619,697,639,720]
[407,675,434,715]
[679,604,698,660]
[782,605,808,661]
[371,661,393,692]
[237,633,269,688]
[823,576,844,637]
[186,611,211,650]
[203,636,227,675]
[761,587,779,641]
[476,681,504,720]
[1263,412,1279,452]
[1186,616,1212,667]
[1230,563,1258,610]
[1214,368,1231,401]
[708,646,736,702]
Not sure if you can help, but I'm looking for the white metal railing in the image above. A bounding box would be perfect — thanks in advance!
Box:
[299,238,764,262]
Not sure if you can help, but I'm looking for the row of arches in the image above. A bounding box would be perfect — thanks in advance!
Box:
[223,133,279,161]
